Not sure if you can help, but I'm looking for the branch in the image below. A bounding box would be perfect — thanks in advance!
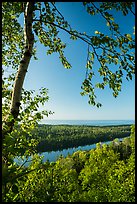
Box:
[10,168,39,183]
[50,2,64,20]
[129,8,135,15]
[17,157,38,170]
[33,19,95,49]
[91,3,116,35]
[50,2,72,31]
[90,2,125,39]
[33,17,135,72]
[91,2,135,41]
[85,44,90,79]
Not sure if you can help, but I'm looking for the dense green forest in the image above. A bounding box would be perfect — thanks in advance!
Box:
[5,125,135,202]
[31,124,131,152]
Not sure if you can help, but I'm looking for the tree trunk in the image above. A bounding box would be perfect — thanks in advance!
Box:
[3,2,35,137]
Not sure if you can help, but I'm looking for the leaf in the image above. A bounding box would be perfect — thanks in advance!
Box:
[70,35,77,40]
[96,103,102,108]
[125,34,132,41]
[90,52,94,62]
[95,31,100,34]
[107,22,110,26]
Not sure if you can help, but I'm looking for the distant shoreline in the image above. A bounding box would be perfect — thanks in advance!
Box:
[36,124,132,153]
[39,124,133,127]
[39,119,135,126]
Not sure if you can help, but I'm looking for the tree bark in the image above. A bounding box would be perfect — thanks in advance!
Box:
[3,2,35,137]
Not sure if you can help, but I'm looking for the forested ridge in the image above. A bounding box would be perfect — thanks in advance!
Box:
[5,125,135,202]
[33,124,131,152]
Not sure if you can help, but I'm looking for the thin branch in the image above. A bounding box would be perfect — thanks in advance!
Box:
[50,2,64,20]
[130,9,135,15]
[17,157,38,170]
[91,2,135,42]
[99,44,135,66]
[33,19,94,49]
[90,2,127,39]
[128,7,135,15]
[33,18,135,69]
[10,168,39,183]
[92,46,103,69]
[50,2,72,31]
[85,44,90,79]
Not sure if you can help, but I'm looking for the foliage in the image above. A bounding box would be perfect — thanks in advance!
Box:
[2,2,135,202]
[35,124,131,152]
[2,2,135,106]
[4,125,135,202]
[2,67,53,201]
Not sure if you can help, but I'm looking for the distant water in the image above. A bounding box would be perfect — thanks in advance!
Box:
[15,137,127,165]
[15,120,134,166]
[39,137,125,163]
[40,120,135,126]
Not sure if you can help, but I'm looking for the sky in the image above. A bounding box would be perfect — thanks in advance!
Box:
[22,2,135,121]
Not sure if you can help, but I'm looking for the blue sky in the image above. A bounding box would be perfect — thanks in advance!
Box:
[23,2,135,121]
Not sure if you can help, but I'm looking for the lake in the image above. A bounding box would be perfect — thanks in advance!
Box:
[39,137,125,163]
[15,137,127,166]
[15,120,134,166]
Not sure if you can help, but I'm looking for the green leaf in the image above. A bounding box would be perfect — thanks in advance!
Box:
[96,103,102,108]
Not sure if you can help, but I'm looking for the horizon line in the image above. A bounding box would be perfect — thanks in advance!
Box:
[41,119,135,121]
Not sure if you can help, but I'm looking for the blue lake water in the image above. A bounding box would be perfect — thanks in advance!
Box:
[40,119,134,126]
[39,138,125,163]
[15,137,127,166]
[14,120,134,166]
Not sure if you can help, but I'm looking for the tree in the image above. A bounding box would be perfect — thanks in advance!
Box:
[2,2,135,134]
[2,2,135,201]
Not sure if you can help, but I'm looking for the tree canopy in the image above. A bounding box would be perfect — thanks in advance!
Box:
[3,2,135,111]
[2,2,135,202]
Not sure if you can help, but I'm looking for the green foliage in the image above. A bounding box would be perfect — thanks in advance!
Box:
[2,2,135,107]
[2,2,24,69]
[2,68,53,201]
[2,1,135,201]
[5,126,134,202]
[2,70,53,156]
[33,2,72,69]
[35,124,131,152]
[81,2,135,106]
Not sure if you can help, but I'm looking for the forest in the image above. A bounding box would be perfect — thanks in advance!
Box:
[4,125,135,202]
[2,2,135,202]
[33,124,131,152]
